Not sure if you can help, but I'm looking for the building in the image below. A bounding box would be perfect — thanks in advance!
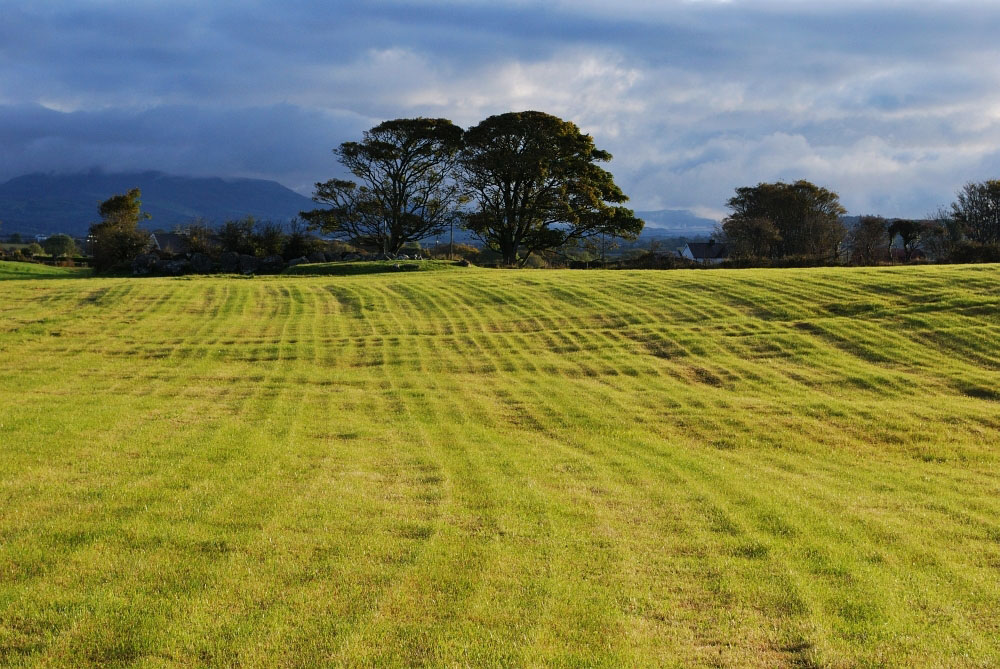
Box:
[149,232,191,255]
[680,240,728,265]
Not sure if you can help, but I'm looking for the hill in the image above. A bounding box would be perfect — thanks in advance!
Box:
[634,208,718,235]
[1,264,998,666]
[0,170,316,237]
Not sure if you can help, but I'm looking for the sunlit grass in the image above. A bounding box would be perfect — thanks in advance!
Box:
[0,261,90,280]
[282,259,464,276]
[1,262,998,666]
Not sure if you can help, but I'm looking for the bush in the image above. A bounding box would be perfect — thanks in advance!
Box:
[950,242,1000,264]
[429,242,480,260]
[283,221,320,260]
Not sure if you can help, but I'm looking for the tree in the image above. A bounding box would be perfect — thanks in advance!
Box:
[184,221,219,256]
[724,180,846,260]
[88,188,151,272]
[218,217,256,256]
[887,219,930,262]
[301,118,464,255]
[950,179,1000,244]
[721,217,781,261]
[846,215,888,265]
[458,111,642,266]
[42,234,78,258]
[283,219,318,260]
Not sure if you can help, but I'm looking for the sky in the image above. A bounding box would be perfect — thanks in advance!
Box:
[4,0,1000,220]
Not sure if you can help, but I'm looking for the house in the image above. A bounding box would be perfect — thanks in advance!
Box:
[149,232,191,255]
[680,240,728,264]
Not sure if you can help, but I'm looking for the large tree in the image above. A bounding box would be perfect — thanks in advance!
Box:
[721,217,781,261]
[88,188,151,272]
[950,179,1000,244]
[459,111,642,266]
[301,118,464,255]
[724,180,846,260]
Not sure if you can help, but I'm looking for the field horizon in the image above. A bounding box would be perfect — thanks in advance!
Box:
[1,261,998,666]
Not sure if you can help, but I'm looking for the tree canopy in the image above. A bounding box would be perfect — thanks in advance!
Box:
[301,118,464,255]
[89,188,151,272]
[724,180,846,260]
[42,234,78,258]
[950,179,1000,244]
[846,215,889,265]
[459,111,642,266]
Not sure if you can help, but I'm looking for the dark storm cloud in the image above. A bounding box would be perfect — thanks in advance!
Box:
[0,103,367,193]
[4,1,1000,215]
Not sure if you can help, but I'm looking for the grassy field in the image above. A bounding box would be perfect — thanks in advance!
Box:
[282,259,464,277]
[0,260,998,667]
[0,262,90,281]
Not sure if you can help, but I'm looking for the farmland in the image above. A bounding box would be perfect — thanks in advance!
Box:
[1,261,998,667]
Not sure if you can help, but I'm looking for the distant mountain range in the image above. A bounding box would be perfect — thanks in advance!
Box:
[0,171,316,237]
[634,209,718,236]
[0,170,720,241]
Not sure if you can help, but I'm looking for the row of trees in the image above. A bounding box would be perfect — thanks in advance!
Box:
[300,112,643,266]
[720,179,1000,265]
[81,110,1000,272]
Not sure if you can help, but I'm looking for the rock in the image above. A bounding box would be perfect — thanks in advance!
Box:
[308,251,327,264]
[457,258,471,267]
[259,255,286,273]
[189,252,213,274]
[239,254,260,274]
[131,253,159,276]
[288,256,309,267]
[162,259,190,275]
[343,253,362,261]
[396,253,410,260]
[219,251,240,273]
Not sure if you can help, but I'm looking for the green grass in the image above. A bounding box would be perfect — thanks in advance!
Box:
[282,259,466,276]
[1,263,998,667]
[0,261,90,280]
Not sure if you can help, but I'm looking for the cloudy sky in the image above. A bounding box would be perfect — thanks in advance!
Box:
[4,0,1000,219]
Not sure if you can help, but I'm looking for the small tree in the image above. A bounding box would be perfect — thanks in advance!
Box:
[282,219,318,260]
[42,234,78,258]
[951,179,1000,244]
[887,219,929,262]
[847,215,888,265]
[185,220,219,256]
[88,188,151,272]
[218,217,256,255]
[251,221,286,257]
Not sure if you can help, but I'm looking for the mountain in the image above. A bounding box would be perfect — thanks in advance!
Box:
[633,209,718,236]
[0,171,723,244]
[0,171,317,237]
